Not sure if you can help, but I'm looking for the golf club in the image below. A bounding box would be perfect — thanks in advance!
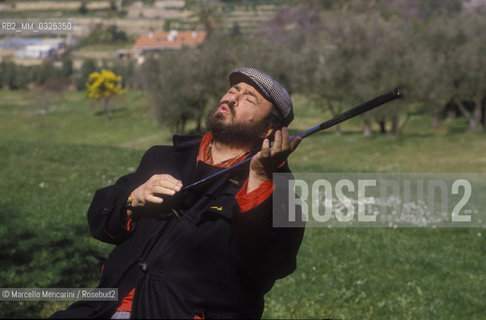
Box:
[182,87,402,191]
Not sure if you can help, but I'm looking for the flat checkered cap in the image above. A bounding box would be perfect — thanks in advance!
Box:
[229,67,294,126]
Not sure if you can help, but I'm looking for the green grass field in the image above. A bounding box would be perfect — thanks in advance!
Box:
[0,89,485,318]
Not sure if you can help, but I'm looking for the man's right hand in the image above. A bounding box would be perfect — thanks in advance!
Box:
[127,174,183,216]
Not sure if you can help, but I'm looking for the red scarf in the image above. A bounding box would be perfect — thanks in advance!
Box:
[196,133,250,168]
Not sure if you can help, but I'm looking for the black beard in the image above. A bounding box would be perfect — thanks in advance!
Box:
[206,103,271,151]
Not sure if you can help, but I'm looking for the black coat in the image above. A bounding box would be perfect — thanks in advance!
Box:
[51,135,304,319]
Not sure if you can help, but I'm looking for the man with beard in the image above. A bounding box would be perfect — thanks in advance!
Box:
[51,67,305,319]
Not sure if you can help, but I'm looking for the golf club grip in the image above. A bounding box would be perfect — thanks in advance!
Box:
[292,88,402,140]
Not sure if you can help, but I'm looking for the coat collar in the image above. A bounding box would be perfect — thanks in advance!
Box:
[171,133,254,188]
[171,135,202,187]
[172,134,203,153]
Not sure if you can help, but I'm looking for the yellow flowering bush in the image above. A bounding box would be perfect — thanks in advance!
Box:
[85,69,127,121]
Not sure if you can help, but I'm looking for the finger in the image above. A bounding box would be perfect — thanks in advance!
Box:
[153,174,181,186]
[146,195,164,204]
[155,176,182,191]
[272,130,282,153]
[261,139,270,158]
[161,175,183,189]
[152,185,179,196]
[281,127,290,152]
[290,136,303,152]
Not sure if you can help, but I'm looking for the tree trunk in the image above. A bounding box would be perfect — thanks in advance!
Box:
[469,115,479,132]
[363,118,372,137]
[430,112,440,128]
[470,97,482,132]
[196,107,205,133]
[377,119,386,134]
[327,101,341,136]
[180,117,187,134]
[446,110,456,122]
[454,96,482,132]
[389,114,411,137]
[196,115,202,133]
[481,99,485,130]
[104,98,110,122]
[334,124,341,136]
[388,115,399,137]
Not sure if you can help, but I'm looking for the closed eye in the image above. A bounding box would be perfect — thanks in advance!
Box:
[244,89,259,104]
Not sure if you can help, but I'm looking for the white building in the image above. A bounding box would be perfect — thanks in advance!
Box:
[15,38,65,59]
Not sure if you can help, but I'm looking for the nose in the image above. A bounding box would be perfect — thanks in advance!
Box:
[227,93,237,104]
[227,91,241,107]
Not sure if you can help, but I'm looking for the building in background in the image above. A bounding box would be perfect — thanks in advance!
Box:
[130,30,207,64]
[15,38,66,59]
[0,37,67,62]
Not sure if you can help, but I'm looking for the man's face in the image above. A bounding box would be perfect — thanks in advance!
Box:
[217,82,273,125]
[207,81,274,149]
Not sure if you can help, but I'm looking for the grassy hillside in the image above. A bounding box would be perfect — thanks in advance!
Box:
[0,90,170,149]
[0,89,485,318]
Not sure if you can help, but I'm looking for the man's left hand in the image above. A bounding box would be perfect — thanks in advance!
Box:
[248,127,302,193]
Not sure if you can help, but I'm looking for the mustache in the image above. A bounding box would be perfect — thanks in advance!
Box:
[219,100,235,111]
